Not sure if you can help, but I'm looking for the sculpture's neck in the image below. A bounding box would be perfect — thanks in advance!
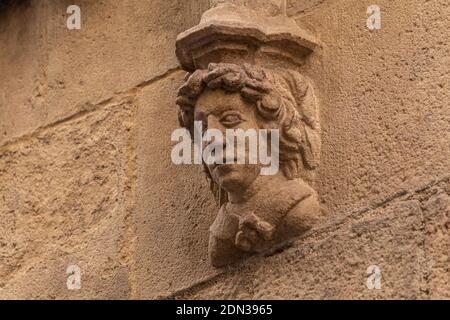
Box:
[225,172,314,223]
[227,171,290,204]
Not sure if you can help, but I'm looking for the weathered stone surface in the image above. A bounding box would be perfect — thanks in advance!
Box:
[0,100,136,299]
[210,0,284,16]
[0,0,209,145]
[0,1,46,146]
[286,0,326,16]
[44,0,209,126]
[418,181,450,298]
[174,179,449,299]
[211,0,328,17]
[294,0,450,215]
[134,71,220,299]
[0,0,448,300]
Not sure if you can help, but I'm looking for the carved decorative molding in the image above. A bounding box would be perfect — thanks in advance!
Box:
[176,3,318,71]
[175,3,321,267]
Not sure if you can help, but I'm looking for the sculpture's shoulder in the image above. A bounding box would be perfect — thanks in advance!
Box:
[283,180,322,235]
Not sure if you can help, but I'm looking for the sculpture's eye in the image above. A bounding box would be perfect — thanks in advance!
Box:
[220,112,243,127]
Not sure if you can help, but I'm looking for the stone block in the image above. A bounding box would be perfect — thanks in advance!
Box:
[0,100,136,299]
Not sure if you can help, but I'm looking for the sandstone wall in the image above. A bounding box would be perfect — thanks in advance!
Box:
[0,0,448,299]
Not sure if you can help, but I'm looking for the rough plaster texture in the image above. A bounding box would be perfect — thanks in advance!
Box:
[0,98,136,299]
[0,0,448,299]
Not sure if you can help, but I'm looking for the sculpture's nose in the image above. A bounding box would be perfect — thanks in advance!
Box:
[207,115,226,134]
[204,115,228,161]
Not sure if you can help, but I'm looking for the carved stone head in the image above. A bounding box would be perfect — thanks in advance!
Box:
[176,62,322,267]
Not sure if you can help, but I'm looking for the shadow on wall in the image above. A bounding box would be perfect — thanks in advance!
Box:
[0,0,30,11]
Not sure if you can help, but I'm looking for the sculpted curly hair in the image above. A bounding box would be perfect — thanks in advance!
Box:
[176,63,320,205]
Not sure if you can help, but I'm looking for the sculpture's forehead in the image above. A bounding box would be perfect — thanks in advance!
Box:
[195,89,249,115]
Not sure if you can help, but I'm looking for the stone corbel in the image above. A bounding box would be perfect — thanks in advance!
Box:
[175,3,322,267]
[176,3,318,71]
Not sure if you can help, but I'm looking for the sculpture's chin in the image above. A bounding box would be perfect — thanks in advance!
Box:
[211,164,251,192]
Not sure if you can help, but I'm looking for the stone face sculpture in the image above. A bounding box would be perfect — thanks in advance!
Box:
[175,4,321,267]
